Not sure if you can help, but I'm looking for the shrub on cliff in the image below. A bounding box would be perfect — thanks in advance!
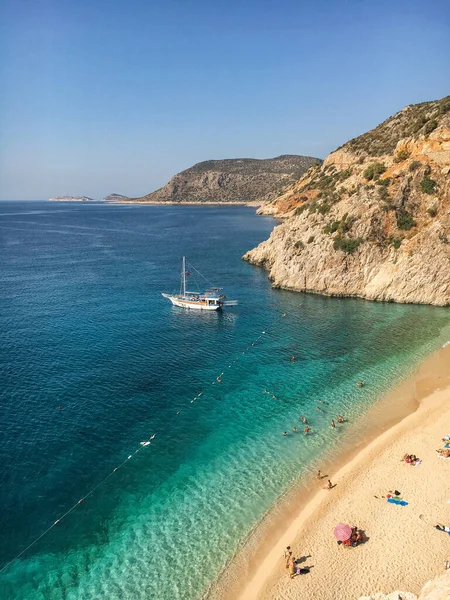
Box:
[423,119,438,135]
[364,163,386,181]
[333,236,363,254]
[394,149,410,162]
[396,210,415,230]
[420,175,437,194]
[409,160,421,172]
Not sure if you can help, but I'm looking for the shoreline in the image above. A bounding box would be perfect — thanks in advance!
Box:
[207,341,450,600]
[47,200,262,207]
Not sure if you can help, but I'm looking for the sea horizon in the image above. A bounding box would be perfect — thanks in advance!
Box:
[1,201,449,600]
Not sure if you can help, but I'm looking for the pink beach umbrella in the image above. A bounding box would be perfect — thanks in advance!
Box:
[334,523,352,542]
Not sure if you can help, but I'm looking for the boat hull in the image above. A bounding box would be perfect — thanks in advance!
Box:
[162,293,221,310]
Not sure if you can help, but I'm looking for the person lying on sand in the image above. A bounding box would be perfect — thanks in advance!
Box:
[435,523,450,534]
[402,453,421,465]
[436,448,450,458]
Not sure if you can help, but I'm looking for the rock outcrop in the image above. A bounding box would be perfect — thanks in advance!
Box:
[244,96,450,306]
[49,196,95,202]
[129,155,320,205]
[359,568,450,600]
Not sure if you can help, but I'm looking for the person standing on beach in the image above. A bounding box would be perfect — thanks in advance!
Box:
[284,546,292,568]
[289,556,296,579]
[325,479,333,490]
[317,470,322,479]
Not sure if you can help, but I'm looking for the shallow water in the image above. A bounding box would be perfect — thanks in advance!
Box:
[0,202,449,599]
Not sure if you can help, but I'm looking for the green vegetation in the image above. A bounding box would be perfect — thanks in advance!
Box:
[420,175,437,194]
[333,236,363,254]
[364,162,386,181]
[323,220,340,234]
[424,119,438,135]
[427,206,438,218]
[388,235,402,249]
[394,149,410,162]
[440,100,450,114]
[336,167,353,182]
[409,160,421,172]
[396,210,415,231]
[340,96,449,156]
[323,213,355,235]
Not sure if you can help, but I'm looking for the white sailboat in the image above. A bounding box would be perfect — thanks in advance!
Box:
[162,257,238,310]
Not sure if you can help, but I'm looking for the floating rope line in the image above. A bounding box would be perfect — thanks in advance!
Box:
[0,319,282,574]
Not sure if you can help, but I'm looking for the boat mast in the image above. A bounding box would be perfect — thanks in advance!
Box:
[182,256,186,296]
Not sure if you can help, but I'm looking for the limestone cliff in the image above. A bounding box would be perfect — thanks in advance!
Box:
[359,568,450,600]
[244,96,450,306]
[129,155,320,204]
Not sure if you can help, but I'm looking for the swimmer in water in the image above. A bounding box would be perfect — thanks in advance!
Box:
[331,420,336,429]
[293,426,297,433]
[316,406,322,412]
[304,426,311,435]
[289,355,295,363]
[302,416,308,424]
[283,431,288,436]
[282,313,287,318]
[338,415,344,423]
[272,395,277,400]
[217,377,222,383]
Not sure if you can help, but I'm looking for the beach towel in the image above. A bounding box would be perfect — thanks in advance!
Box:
[438,455,450,460]
[444,443,450,449]
[387,498,408,506]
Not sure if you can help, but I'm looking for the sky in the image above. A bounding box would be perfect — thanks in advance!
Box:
[0,0,449,200]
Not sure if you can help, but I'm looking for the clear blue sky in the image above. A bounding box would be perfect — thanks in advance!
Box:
[0,0,449,200]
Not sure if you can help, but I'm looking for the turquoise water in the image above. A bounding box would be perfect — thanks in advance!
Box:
[0,201,449,600]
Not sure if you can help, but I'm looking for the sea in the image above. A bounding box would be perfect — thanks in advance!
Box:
[1,201,449,600]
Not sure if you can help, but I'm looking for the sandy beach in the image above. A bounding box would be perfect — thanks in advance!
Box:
[214,342,450,600]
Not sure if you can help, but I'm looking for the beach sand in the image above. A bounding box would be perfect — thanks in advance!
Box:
[230,343,450,600]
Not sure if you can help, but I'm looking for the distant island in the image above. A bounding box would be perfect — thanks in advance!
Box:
[102,193,129,202]
[128,155,321,205]
[49,196,95,202]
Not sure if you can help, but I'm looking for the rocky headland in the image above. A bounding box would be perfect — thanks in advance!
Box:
[128,155,320,205]
[102,193,129,202]
[244,96,450,306]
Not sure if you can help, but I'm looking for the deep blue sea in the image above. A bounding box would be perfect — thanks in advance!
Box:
[1,201,449,600]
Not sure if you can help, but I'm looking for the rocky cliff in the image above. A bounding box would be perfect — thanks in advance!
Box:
[102,193,129,202]
[359,568,450,600]
[129,155,320,204]
[244,96,450,306]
